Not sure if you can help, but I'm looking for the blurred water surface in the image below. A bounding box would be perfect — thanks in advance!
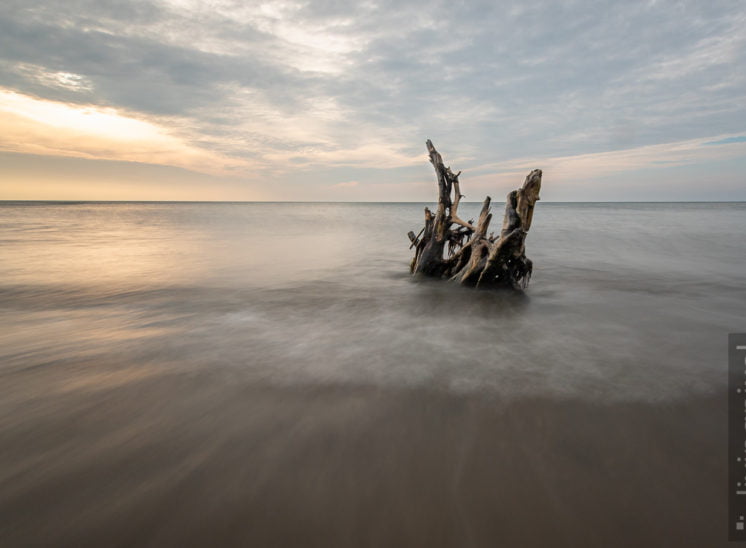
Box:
[0,201,744,546]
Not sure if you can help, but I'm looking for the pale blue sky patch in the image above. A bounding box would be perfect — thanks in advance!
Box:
[705,136,746,146]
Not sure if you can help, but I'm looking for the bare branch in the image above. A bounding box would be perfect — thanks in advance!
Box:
[410,140,542,289]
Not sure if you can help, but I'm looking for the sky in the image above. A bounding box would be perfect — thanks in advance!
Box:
[0,0,745,201]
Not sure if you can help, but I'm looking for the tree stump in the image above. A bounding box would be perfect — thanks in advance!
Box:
[408,140,543,290]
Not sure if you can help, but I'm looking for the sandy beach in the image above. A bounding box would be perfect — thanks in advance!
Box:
[0,367,724,546]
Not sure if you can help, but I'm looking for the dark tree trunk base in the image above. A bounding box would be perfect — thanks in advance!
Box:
[409,140,543,290]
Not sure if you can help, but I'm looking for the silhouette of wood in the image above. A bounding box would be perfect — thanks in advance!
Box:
[409,140,542,290]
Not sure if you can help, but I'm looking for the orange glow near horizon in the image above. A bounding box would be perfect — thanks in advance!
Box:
[0,89,249,176]
[1,87,744,202]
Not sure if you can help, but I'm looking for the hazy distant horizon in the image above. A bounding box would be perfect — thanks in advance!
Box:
[3,199,746,205]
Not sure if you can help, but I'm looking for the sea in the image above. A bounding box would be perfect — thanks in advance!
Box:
[1,201,744,546]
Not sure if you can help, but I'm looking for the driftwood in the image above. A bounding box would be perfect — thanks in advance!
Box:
[408,140,542,290]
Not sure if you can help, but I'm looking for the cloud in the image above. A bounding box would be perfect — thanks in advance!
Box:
[8,63,93,92]
[332,181,359,188]
[0,89,248,174]
[0,0,744,199]
[463,134,746,188]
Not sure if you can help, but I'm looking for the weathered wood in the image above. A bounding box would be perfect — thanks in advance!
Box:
[409,140,542,290]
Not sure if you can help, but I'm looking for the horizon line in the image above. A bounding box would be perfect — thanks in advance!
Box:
[1,199,746,205]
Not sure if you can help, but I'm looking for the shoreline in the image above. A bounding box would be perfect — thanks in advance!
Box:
[0,377,726,546]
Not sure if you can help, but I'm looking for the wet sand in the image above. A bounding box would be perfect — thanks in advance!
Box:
[0,362,725,547]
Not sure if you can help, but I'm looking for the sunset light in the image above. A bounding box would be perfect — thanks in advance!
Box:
[1,2,746,546]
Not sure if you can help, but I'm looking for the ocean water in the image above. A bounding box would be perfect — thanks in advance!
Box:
[1,201,744,546]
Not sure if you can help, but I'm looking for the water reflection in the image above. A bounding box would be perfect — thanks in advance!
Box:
[0,202,743,546]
